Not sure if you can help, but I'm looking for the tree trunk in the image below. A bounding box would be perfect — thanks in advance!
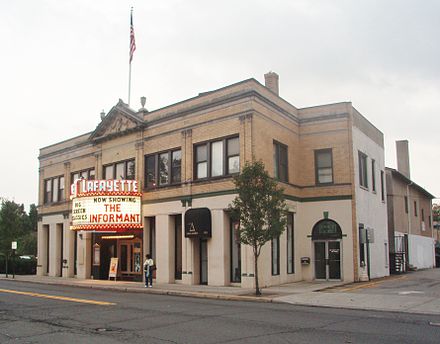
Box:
[254,250,261,296]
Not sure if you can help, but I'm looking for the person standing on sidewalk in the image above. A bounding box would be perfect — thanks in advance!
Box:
[143,254,154,288]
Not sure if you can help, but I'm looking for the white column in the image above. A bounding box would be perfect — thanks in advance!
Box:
[48,223,60,277]
[64,221,75,278]
[156,214,173,283]
[208,210,228,286]
[37,223,48,276]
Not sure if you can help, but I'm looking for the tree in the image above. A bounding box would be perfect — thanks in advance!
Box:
[229,160,287,296]
[433,203,440,222]
[0,200,38,256]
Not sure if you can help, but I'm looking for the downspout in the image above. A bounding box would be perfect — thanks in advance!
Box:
[406,181,413,269]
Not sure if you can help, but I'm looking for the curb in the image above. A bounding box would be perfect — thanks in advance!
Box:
[0,277,275,303]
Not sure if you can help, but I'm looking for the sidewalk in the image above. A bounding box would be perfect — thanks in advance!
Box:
[2,272,440,315]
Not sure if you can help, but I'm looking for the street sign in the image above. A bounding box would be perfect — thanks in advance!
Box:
[11,241,17,250]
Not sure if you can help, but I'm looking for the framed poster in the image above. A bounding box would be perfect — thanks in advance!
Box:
[108,257,118,280]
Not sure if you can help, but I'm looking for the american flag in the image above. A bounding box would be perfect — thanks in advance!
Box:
[129,10,136,63]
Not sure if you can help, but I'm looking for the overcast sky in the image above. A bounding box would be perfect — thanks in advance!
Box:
[1,0,439,209]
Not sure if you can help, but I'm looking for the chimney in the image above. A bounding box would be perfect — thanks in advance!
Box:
[396,140,411,179]
[264,72,279,95]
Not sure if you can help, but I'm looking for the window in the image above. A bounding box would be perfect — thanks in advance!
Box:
[104,159,135,180]
[194,136,239,180]
[429,215,432,227]
[230,220,241,283]
[211,141,223,177]
[384,243,389,268]
[195,145,208,179]
[358,151,368,188]
[274,141,288,182]
[414,201,418,217]
[371,159,376,192]
[287,213,294,274]
[404,196,408,213]
[227,137,240,174]
[315,149,333,184]
[271,236,280,276]
[159,153,169,185]
[422,208,425,222]
[43,176,65,204]
[380,170,385,201]
[144,149,181,188]
[71,168,95,184]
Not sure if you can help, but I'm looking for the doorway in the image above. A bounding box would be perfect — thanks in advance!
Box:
[200,239,208,285]
[314,241,341,280]
[312,218,343,281]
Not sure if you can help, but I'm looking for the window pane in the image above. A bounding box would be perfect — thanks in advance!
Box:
[318,168,333,184]
[72,173,80,183]
[116,163,125,179]
[80,171,88,179]
[317,151,331,168]
[104,165,114,179]
[272,237,279,275]
[196,145,207,162]
[197,162,207,179]
[89,169,95,180]
[227,137,239,156]
[211,141,223,177]
[146,156,156,188]
[287,214,294,274]
[45,179,52,204]
[231,221,241,282]
[159,153,169,185]
[172,150,181,183]
[273,144,279,178]
[228,156,240,174]
[52,178,59,202]
[280,145,288,182]
[127,160,135,180]
[59,177,65,201]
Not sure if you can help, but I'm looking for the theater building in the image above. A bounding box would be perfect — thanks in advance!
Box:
[37,72,389,287]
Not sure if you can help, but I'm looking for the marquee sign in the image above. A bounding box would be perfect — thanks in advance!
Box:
[70,179,142,232]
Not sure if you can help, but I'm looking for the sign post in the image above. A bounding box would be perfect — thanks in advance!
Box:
[11,242,17,279]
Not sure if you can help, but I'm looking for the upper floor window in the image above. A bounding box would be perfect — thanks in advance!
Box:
[371,159,376,192]
[194,136,239,180]
[358,151,368,188]
[274,141,288,182]
[315,149,333,184]
[44,175,65,204]
[380,170,385,201]
[145,149,181,188]
[414,201,418,217]
[404,196,409,213]
[104,159,135,180]
[71,168,95,184]
[421,208,425,222]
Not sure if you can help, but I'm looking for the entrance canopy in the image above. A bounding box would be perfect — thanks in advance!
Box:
[312,219,342,240]
[185,208,212,238]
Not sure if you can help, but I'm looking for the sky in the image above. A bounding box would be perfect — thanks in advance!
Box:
[0,0,439,209]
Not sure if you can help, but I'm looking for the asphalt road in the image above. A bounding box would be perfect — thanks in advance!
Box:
[0,280,440,343]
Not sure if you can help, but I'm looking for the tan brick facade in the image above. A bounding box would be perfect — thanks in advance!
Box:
[38,75,389,286]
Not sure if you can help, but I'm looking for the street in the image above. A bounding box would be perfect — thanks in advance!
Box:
[1,280,440,343]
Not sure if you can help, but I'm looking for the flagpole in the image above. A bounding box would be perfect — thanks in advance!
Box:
[128,60,132,106]
[128,7,135,107]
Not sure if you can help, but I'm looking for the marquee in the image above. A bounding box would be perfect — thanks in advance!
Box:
[70,179,142,232]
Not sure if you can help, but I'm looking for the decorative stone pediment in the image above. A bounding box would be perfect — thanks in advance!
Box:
[90,100,144,142]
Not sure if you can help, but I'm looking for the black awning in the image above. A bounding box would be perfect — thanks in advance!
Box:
[185,208,212,238]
